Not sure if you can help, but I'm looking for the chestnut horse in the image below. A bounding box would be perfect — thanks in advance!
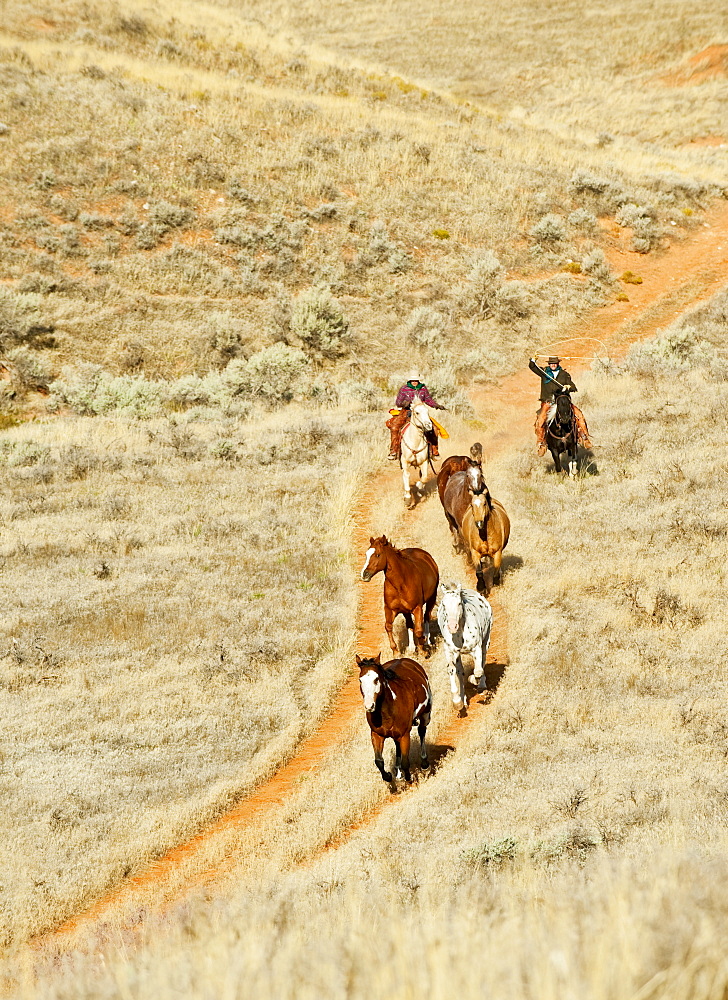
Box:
[361,535,439,657]
[442,471,510,594]
[357,653,431,783]
[546,389,578,477]
[437,442,485,507]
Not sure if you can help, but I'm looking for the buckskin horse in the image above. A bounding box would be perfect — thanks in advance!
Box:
[360,535,439,657]
[442,471,510,594]
[437,442,485,507]
[546,388,579,477]
[356,653,431,784]
[400,397,435,508]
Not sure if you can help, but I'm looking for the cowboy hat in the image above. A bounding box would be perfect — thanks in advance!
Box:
[547,356,561,364]
[407,369,422,382]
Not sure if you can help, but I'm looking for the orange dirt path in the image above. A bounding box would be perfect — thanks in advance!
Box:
[43,198,728,948]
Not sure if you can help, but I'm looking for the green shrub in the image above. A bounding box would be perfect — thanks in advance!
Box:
[6,347,53,391]
[581,248,611,282]
[50,365,164,417]
[530,213,566,244]
[494,280,533,322]
[627,326,718,375]
[460,251,504,317]
[403,306,445,349]
[290,286,350,360]
[461,837,519,868]
[149,201,194,231]
[568,208,598,232]
[223,344,309,404]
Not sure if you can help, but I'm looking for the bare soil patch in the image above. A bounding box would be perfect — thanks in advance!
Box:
[658,43,728,86]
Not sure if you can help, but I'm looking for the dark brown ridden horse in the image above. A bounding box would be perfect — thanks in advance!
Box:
[356,653,431,783]
[546,388,579,477]
[361,535,439,657]
[442,471,510,594]
[437,442,485,507]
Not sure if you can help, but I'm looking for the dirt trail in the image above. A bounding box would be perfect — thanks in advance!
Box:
[44,199,728,947]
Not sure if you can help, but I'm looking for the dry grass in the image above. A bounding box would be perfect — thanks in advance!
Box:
[1,0,728,992]
[0,401,379,943]
[14,291,728,999]
[1,0,724,402]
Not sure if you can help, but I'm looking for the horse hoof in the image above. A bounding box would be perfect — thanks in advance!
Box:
[458,707,468,718]
[421,758,429,770]
[423,647,432,660]
[381,771,393,783]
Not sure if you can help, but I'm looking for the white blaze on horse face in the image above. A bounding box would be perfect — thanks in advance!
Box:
[441,591,463,634]
[412,402,432,432]
[360,547,375,580]
[467,466,482,492]
[359,670,381,711]
[471,492,488,527]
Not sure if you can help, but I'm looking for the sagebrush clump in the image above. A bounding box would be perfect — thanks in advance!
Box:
[289,286,350,361]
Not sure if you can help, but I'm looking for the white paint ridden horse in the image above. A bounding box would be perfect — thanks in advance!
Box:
[400,397,434,507]
[437,581,493,712]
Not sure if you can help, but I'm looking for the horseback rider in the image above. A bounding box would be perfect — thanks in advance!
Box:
[529,356,592,455]
[387,369,445,461]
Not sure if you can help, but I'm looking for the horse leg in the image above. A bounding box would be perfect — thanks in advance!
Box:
[493,548,503,586]
[568,443,578,478]
[418,712,430,769]
[550,447,562,474]
[395,731,411,783]
[468,640,484,689]
[424,593,437,649]
[446,647,467,710]
[403,611,416,655]
[478,554,494,595]
[413,604,428,658]
[402,460,413,506]
[384,605,398,655]
[371,732,392,783]
[447,515,460,551]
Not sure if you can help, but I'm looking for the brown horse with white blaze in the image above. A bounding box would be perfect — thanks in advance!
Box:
[361,535,439,657]
[442,471,510,594]
[437,442,485,507]
[357,653,431,783]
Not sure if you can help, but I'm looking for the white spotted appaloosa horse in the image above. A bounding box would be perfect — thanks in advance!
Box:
[437,581,493,713]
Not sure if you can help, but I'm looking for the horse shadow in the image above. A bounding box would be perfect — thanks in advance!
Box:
[544,448,599,478]
[465,657,507,710]
[424,742,454,773]
[407,475,439,508]
[501,553,523,579]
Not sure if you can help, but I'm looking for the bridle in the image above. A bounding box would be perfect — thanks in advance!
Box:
[548,393,575,442]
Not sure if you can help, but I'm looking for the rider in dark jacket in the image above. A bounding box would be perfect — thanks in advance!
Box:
[529,356,592,455]
[387,370,445,460]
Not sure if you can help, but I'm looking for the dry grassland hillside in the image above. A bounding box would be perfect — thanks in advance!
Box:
[24,291,728,1000]
[230,0,728,145]
[1,0,728,991]
[1,0,725,402]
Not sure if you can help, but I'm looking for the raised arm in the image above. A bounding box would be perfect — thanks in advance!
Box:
[528,357,545,378]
